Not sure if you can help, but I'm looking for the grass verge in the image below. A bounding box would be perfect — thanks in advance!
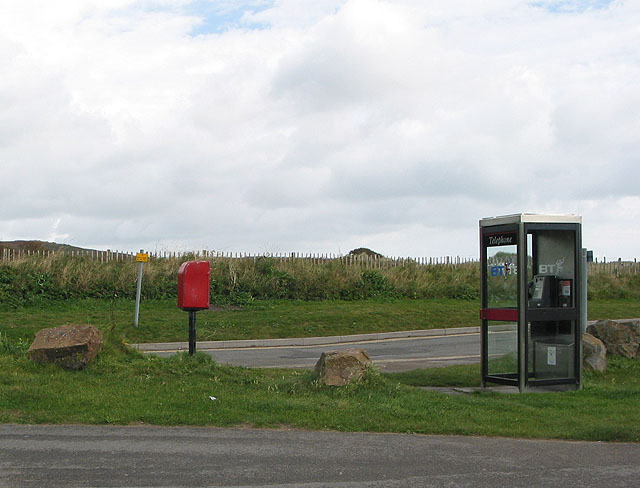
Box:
[0,331,638,442]
[0,298,478,344]
[2,298,640,345]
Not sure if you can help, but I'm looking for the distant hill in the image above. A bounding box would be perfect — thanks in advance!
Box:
[348,247,384,258]
[0,240,92,253]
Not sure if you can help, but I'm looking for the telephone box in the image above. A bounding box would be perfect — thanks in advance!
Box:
[480,214,584,392]
[178,261,211,311]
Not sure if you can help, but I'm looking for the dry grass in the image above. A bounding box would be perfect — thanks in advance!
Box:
[1,254,480,304]
[1,253,637,306]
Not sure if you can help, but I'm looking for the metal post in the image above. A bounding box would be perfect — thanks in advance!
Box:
[578,247,588,390]
[134,249,144,328]
[189,311,197,355]
[580,248,588,334]
[479,224,487,388]
[517,222,527,393]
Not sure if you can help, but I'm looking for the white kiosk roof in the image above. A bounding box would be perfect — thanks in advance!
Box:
[480,213,582,227]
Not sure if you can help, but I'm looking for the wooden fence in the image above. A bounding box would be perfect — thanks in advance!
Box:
[587,261,640,276]
[1,248,133,263]
[0,247,476,268]
[1,247,637,273]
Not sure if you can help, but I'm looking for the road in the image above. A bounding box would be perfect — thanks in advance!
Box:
[205,333,482,372]
[2,424,639,487]
[137,321,612,373]
[139,328,491,372]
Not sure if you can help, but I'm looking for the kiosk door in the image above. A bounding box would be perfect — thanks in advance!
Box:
[526,227,579,384]
[481,228,519,386]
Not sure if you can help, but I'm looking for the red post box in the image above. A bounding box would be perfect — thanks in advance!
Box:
[177,260,211,311]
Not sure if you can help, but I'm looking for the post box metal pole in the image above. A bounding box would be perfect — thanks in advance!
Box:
[188,311,197,355]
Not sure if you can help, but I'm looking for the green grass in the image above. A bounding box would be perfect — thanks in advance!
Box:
[0,298,477,344]
[2,298,640,345]
[387,356,640,441]
[125,298,482,343]
[587,300,640,320]
[0,333,638,441]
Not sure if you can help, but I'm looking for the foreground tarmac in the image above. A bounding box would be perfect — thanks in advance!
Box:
[2,424,639,487]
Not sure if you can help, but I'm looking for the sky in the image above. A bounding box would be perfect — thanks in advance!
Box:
[0,0,639,260]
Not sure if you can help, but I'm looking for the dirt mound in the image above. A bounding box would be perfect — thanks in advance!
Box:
[348,248,383,258]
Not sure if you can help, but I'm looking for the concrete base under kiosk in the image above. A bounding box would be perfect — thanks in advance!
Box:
[420,384,578,395]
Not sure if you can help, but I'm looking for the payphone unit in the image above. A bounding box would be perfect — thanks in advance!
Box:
[529,275,573,309]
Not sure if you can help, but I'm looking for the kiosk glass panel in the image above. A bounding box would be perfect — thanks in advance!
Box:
[527,230,576,309]
[528,320,576,380]
[487,321,518,377]
[486,243,518,308]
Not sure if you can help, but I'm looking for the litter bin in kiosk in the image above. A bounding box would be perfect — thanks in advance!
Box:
[479,214,585,392]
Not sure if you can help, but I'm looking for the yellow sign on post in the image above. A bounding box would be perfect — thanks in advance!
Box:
[136,252,149,263]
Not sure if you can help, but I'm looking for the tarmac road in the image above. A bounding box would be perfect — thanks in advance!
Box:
[132,320,614,373]
[133,327,490,372]
[202,332,484,372]
[2,424,639,487]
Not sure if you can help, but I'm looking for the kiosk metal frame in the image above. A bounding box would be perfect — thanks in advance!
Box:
[480,214,583,392]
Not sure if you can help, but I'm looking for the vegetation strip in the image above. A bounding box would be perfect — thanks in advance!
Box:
[1,331,638,442]
[1,297,639,442]
[2,252,639,309]
[3,298,640,346]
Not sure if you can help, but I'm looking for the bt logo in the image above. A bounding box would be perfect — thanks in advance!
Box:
[538,257,565,275]
[490,262,517,277]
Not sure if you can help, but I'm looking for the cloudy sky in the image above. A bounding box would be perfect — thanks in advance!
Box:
[1,0,638,259]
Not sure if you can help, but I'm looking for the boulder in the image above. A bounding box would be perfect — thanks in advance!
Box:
[586,319,640,359]
[314,348,372,386]
[27,324,104,370]
[582,332,607,373]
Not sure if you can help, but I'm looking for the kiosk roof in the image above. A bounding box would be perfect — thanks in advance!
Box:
[480,213,582,227]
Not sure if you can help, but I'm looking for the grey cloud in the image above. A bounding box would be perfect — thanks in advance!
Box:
[1,1,639,259]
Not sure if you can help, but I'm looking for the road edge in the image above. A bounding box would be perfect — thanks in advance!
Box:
[130,326,481,352]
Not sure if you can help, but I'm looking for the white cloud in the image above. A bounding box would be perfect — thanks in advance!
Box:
[0,0,639,259]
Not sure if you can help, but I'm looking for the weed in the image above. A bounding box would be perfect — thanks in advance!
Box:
[0,332,29,356]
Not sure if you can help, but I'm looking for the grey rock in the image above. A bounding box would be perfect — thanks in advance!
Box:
[582,332,607,372]
[27,324,104,370]
[314,348,372,386]
[587,319,640,359]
